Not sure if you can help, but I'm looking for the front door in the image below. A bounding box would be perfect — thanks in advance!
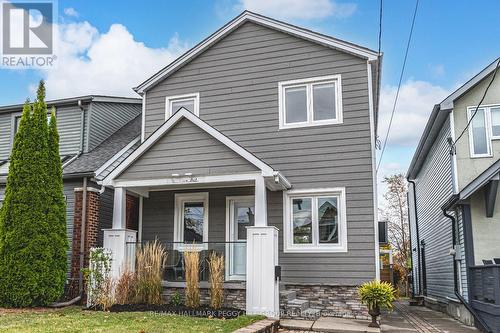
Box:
[226,196,254,280]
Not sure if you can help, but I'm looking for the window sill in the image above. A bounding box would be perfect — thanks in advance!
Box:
[279,119,343,130]
[284,245,347,253]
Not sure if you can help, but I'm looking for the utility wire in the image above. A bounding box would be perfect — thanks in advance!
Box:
[451,58,500,153]
[376,0,419,173]
[375,0,383,150]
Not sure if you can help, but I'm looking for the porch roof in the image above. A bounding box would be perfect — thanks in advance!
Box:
[102,108,291,191]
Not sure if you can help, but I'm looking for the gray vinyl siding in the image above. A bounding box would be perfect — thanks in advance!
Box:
[139,21,376,285]
[0,105,85,160]
[413,118,455,302]
[98,187,114,247]
[0,113,12,160]
[142,187,253,243]
[87,102,141,151]
[56,105,86,156]
[118,118,258,180]
[64,179,82,277]
[408,184,420,295]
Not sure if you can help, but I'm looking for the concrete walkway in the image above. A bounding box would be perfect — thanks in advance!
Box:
[380,300,478,333]
[279,301,478,333]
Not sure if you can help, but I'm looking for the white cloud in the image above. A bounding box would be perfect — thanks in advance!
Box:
[63,7,79,17]
[37,21,187,99]
[378,80,450,147]
[429,63,445,77]
[237,0,356,20]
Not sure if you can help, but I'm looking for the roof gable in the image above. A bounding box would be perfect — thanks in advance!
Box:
[103,108,276,185]
[134,11,378,94]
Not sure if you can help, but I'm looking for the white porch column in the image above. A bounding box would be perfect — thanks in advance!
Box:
[246,226,279,317]
[246,176,279,317]
[254,175,268,226]
[104,187,136,279]
[112,187,127,229]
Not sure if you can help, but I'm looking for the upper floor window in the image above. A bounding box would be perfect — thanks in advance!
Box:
[283,188,347,253]
[278,75,343,129]
[165,93,200,120]
[467,105,500,157]
[12,113,52,137]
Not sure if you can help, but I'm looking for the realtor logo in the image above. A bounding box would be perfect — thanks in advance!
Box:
[1,0,56,67]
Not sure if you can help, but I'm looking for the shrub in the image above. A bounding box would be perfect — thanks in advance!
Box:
[208,252,224,309]
[184,250,200,308]
[135,239,167,304]
[84,248,113,310]
[170,291,182,307]
[358,280,396,311]
[0,81,67,307]
[115,269,136,305]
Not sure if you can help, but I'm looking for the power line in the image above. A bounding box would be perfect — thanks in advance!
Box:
[451,58,500,153]
[376,0,420,173]
[375,0,383,150]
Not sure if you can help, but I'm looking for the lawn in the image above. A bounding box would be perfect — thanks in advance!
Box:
[0,306,264,333]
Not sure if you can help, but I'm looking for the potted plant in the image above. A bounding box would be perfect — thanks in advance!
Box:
[358,280,396,328]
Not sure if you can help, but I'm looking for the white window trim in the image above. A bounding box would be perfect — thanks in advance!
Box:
[467,106,493,158]
[486,104,500,140]
[278,75,343,130]
[165,92,200,120]
[283,187,347,253]
[173,192,209,251]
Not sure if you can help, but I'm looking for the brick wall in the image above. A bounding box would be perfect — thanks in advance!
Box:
[67,187,101,298]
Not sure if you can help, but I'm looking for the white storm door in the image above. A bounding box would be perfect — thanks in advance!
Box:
[226,196,254,280]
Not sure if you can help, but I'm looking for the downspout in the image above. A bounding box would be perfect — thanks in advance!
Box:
[79,177,88,295]
[442,200,492,333]
[407,179,422,296]
[78,99,85,154]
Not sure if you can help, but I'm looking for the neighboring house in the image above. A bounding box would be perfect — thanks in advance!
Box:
[408,58,500,332]
[101,11,381,318]
[0,95,142,295]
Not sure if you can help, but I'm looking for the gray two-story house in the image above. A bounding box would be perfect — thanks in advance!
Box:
[408,58,500,332]
[101,11,381,318]
[0,95,142,296]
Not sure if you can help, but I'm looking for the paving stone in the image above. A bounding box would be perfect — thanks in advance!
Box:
[312,316,380,333]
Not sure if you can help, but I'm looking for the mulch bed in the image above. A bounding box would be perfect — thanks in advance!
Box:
[107,303,245,319]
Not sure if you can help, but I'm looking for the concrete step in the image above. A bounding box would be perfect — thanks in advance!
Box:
[287,298,310,311]
[280,290,297,301]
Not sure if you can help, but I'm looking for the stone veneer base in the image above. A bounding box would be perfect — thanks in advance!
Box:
[163,286,246,310]
[280,284,369,320]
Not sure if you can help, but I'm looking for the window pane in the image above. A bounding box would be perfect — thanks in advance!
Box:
[318,197,338,244]
[313,83,336,121]
[491,107,500,137]
[285,86,307,123]
[292,198,312,244]
[183,202,204,243]
[171,99,195,115]
[471,108,489,155]
[235,205,254,240]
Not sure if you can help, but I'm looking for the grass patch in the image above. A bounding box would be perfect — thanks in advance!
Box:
[0,306,264,333]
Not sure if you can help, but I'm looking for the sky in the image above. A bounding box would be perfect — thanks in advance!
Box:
[1,0,499,208]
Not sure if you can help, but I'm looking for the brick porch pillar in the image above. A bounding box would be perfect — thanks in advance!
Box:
[68,187,101,299]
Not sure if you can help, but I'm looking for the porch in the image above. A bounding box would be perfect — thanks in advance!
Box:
[104,173,288,316]
[468,264,500,331]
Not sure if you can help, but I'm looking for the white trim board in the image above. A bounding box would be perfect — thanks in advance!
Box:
[102,108,281,186]
[95,137,141,179]
[134,11,378,94]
